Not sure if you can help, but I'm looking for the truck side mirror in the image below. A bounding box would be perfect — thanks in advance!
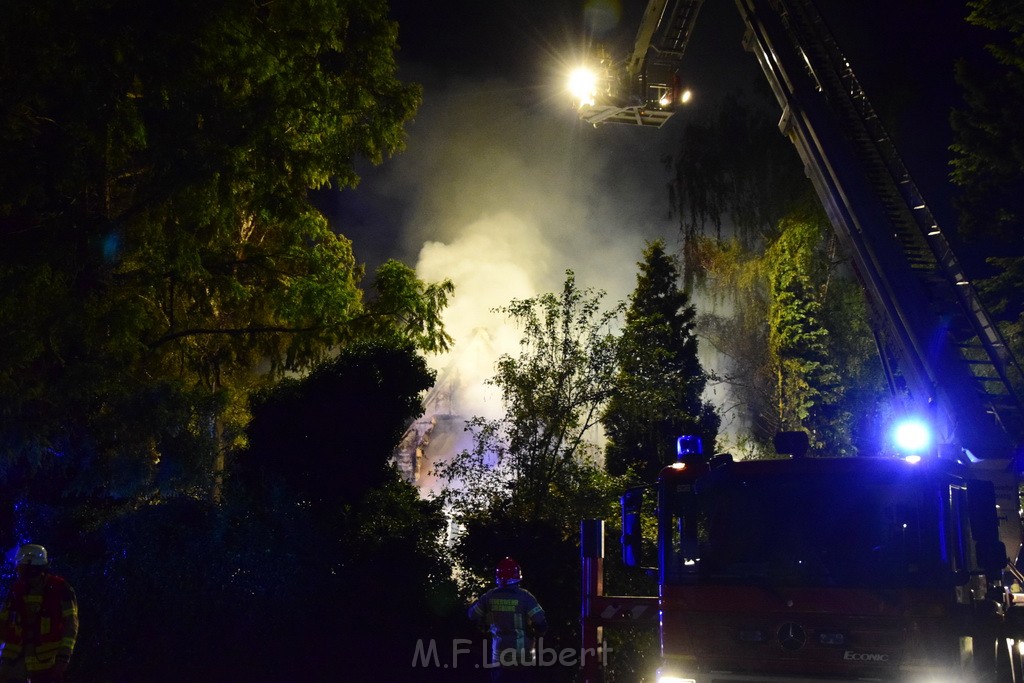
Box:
[950,568,970,587]
[621,487,646,568]
[977,540,1008,577]
[967,480,1007,580]
[967,480,1000,544]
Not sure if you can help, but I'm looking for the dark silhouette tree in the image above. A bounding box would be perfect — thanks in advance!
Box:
[240,339,435,506]
[72,339,460,682]
[668,92,808,291]
[950,1,1024,370]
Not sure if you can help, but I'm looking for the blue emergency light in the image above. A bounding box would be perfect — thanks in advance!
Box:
[892,418,932,457]
[676,435,703,461]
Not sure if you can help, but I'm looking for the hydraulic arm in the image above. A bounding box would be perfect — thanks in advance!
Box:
[734,0,1023,461]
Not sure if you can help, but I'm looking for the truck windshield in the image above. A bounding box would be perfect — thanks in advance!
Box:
[663,469,956,589]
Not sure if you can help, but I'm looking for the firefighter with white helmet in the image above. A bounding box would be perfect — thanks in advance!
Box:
[0,544,78,682]
[468,557,547,681]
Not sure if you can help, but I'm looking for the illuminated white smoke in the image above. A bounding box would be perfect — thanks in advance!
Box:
[415,212,549,421]
[367,76,720,489]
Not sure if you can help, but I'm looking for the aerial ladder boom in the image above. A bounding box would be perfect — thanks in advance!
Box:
[733,0,1024,465]
[625,0,704,92]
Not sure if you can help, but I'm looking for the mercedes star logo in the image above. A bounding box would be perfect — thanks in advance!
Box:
[777,622,807,651]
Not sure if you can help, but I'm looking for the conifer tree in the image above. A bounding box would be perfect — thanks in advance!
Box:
[950,1,1024,368]
[602,240,719,480]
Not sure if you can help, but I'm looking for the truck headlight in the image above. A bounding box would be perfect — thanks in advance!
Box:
[657,675,697,683]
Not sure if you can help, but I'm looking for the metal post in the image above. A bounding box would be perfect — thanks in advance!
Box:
[581,519,605,683]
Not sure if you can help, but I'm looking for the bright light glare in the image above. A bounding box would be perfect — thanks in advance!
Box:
[894,419,932,454]
[657,677,697,683]
[680,89,693,104]
[904,454,922,464]
[568,67,597,107]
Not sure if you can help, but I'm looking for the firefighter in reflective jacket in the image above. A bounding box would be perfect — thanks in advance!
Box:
[469,557,547,680]
[0,545,78,682]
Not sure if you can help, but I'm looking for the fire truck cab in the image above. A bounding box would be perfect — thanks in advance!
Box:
[634,442,1008,681]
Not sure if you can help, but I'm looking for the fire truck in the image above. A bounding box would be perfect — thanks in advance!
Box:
[575,0,1024,681]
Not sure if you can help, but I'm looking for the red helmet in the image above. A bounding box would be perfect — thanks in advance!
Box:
[495,557,522,586]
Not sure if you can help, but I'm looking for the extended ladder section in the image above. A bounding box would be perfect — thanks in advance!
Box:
[734,0,1024,460]
[626,0,706,97]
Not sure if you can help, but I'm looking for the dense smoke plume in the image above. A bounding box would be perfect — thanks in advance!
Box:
[363,77,682,424]
[342,77,688,487]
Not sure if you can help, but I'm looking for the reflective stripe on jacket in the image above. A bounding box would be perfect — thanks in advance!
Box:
[0,574,78,672]
[468,584,547,663]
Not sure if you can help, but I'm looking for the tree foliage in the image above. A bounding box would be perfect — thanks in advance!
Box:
[950,0,1024,366]
[68,472,461,682]
[692,234,775,453]
[59,338,459,682]
[239,338,436,507]
[667,91,808,290]
[602,240,720,480]
[696,206,882,456]
[0,0,443,495]
[670,91,888,457]
[432,273,634,680]
[951,1,1024,250]
[765,216,844,452]
[355,259,455,354]
[438,271,623,521]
